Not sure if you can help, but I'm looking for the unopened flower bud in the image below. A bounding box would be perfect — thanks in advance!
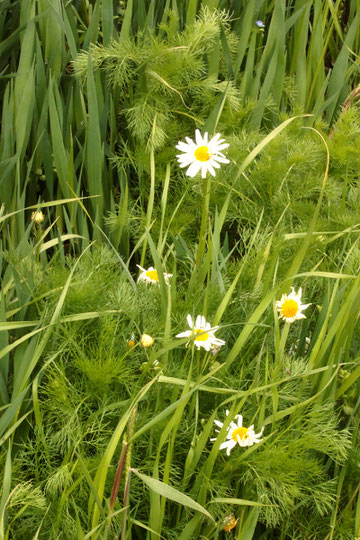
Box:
[31,210,44,225]
[140,334,154,348]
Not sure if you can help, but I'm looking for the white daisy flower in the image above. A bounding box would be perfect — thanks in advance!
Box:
[176,129,230,178]
[137,265,172,285]
[175,314,225,352]
[276,287,311,324]
[211,410,264,456]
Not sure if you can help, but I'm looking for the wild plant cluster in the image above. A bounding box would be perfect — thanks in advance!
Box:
[1,2,360,540]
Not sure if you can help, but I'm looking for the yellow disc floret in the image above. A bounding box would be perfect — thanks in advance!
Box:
[145,270,159,282]
[194,146,211,162]
[280,299,299,318]
[194,328,209,341]
[232,427,249,442]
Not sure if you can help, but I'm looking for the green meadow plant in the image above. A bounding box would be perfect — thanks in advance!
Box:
[1,0,360,251]
[1,151,360,538]
[1,1,360,539]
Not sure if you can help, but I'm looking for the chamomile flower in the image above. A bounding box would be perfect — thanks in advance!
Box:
[137,265,172,285]
[175,314,225,352]
[176,129,230,178]
[211,410,264,455]
[276,287,311,324]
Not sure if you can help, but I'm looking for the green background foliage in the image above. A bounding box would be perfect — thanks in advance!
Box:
[1,1,360,538]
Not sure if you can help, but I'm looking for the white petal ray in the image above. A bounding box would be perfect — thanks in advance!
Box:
[213,156,230,164]
[187,314,194,329]
[176,141,193,152]
[176,331,191,338]
[195,129,203,146]
[186,161,201,177]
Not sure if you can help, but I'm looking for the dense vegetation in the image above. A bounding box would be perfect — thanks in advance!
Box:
[1,1,360,538]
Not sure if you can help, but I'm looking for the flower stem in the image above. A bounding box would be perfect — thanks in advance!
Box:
[277,322,290,363]
[195,177,211,269]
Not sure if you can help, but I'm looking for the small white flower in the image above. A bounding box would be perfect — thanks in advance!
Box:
[137,265,172,285]
[176,129,230,178]
[276,287,311,324]
[256,20,265,28]
[211,410,264,456]
[175,314,225,352]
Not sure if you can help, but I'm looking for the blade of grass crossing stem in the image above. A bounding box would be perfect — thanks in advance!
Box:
[86,55,104,223]
[0,197,100,225]
[236,115,311,182]
[90,376,160,533]
[131,469,214,522]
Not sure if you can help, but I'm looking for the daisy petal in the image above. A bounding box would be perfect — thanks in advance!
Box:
[186,161,201,177]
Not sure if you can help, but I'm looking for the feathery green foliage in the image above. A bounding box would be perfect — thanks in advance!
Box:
[1,1,360,539]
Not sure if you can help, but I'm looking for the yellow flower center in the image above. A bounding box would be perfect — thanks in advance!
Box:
[281,299,299,318]
[145,270,159,282]
[194,146,211,162]
[193,328,209,341]
[232,427,249,442]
